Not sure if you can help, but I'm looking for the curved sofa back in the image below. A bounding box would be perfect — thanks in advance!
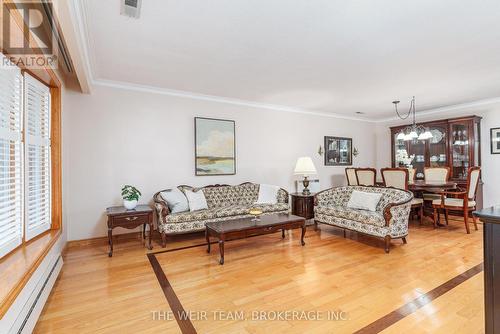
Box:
[315,186,413,212]
[154,182,289,209]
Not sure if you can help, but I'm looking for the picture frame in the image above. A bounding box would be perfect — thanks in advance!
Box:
[491,127,500,154]
[195,117,236,175]
[324,136,352,166]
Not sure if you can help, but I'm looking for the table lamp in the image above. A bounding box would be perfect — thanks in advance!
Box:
[294,157,317,195]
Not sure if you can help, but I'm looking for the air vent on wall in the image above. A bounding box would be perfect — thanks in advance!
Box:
[121,0,142,18]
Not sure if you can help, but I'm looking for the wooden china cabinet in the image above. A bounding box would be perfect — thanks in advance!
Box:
[390,115,483,209]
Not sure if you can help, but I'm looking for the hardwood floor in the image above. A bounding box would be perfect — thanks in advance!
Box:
[34,218,484,333]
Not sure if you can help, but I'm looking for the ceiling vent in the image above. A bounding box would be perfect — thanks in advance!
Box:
[121,0,142,19]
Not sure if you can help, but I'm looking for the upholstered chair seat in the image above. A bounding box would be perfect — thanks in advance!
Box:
[412,198,424,205]
[432,198,476,207]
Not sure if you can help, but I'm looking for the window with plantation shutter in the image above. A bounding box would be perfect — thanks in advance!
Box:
[24,73,51,241]
[0,55,24,257]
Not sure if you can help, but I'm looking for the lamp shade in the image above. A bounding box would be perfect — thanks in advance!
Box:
[396,132,406,140]
[294,157,317,176]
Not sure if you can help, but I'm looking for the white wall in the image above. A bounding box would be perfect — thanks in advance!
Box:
[375,105,500,208]
[63,85,377,240]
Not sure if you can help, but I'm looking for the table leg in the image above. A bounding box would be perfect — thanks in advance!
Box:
[206,229,211,253]
[108,227,113,257]
[147,223,153,250]
[300,226,306,246]
[282,229,285,239]
[143,224,146,240]
[219,240,225,265]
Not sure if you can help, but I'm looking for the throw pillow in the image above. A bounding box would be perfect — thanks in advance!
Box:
[347,190,383,212]
[184,189,208,212]
[256,184,280,204]
[160,188,189,214]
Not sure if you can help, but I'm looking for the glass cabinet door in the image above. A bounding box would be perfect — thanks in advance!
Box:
[450,122,470,180]
[394,133,408,167]
[428,124,448,169]
[408,139,426,179]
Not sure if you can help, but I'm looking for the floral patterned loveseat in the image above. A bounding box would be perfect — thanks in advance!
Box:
[314,186,413,253]
[153,182,289,247]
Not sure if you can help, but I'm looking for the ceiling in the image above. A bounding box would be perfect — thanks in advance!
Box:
[79,0,500,120]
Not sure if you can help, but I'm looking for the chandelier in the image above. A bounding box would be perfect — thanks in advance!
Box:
[393,96,433,141]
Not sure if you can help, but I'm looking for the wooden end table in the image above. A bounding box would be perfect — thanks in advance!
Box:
[205,213,306,265]
[290,192,316,220]
[106,205,153,257]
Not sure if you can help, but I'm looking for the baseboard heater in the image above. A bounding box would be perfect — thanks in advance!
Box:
[14,255,63,334]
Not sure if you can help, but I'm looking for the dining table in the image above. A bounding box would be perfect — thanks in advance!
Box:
[409,180,458,226]
[408,180,458,192]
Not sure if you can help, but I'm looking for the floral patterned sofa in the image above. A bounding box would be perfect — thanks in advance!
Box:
[153,182,289,247]
[314,186,413,253]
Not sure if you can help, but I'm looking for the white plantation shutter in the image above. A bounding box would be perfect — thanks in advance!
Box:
[0,54,24,257]
[24,74,51,241]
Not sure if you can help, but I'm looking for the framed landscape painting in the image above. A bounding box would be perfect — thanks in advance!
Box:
[324,136,352,166]
[491,127,500,154]
[195,117,236,175]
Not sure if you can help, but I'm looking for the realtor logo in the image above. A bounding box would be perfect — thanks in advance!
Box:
[1,0,57,69]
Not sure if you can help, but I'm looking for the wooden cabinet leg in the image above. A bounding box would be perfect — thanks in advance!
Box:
[108,227,113,257]
[433,208,438,228]
[219,240,225,265]
[419,206,423,225]
[300,226,306,246]
[282,229,285,239]
[147,223,153,250]
[206,229,211,253]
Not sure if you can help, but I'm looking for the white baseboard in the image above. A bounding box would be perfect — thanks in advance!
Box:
[0,235,64,334]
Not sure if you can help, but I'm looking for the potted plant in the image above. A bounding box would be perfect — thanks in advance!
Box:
[121,185,141,210]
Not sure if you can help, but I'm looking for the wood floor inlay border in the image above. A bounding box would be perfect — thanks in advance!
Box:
[147,253,198,334]
[353,262,484,334]
[147,236,483,334]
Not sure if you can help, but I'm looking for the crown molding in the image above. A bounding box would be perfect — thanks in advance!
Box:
[92,78,375,122]
[72,1,373,122]
[376,96,500,123]
[66,0,95,93]
[72,2,500,123]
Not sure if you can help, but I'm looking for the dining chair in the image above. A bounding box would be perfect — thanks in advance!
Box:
[432,166,481,234]
[381,168,424,225]
[345,168,358,186]
[355,168,376,186]
[423,167,450,201]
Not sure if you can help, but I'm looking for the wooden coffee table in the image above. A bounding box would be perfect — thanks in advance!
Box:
[205,213,306,265]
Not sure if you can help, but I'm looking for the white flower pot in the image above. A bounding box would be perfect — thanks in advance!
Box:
[123,199,138,210]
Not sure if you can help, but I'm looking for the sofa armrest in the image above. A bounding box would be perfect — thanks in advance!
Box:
[277,188,289,204]
[382,195,413,227]
[153,191,171,226]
